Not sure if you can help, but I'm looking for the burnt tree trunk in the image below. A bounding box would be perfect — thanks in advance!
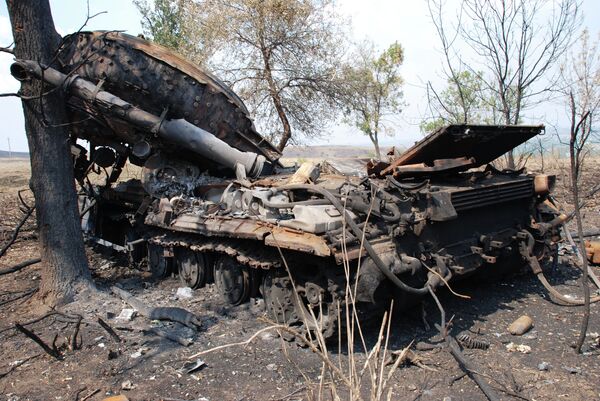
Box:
[6,0,92,305]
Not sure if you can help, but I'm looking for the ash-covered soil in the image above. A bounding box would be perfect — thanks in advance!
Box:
[0,157,598,401]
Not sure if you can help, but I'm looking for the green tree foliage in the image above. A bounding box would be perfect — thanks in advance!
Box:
[134,0,217,65]
[134,0,184,50]
[421,71,485,133]
[341,42,404,160]
[421,70,514,133]
[135,0,347,151]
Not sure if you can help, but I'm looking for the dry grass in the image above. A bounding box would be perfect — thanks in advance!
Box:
[0,158,31,192]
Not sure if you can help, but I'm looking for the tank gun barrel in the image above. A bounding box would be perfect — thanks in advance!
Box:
[10,59,266,179]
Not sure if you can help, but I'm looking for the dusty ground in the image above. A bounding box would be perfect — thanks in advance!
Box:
[0,157,599,401]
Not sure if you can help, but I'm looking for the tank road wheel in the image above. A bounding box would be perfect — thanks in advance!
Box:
[147,243,172,279]
[262,269,339,341]
[262,270,301,326]
[214,256,251,305]
[176,248,208,289]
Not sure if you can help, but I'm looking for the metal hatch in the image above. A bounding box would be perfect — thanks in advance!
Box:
[380,125,543,176]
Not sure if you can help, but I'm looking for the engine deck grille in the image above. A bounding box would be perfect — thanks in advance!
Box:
[451,178,533,212]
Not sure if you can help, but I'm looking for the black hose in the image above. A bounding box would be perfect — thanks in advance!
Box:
[387,176,429,190]
[521,230,600,306]
[278,184,430,295]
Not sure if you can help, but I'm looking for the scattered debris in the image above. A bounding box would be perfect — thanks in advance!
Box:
[111,286,202,329]
[0,258,41,276]
[508,315,534,336]
[183,359,206,374]
[562,366,581,374]
[97,317,122,342]
[115,308,137,322]
[79,388,100,401]
[538,362,550,371]
[385,346,437,372]
[457,333,490,350]
[121,380,136,390]
[506,343,531,354]
[145,326,193,346]
[176,287,193,299]
[14,323,63,360]
[130,348,149,359]
[0,355,40,379]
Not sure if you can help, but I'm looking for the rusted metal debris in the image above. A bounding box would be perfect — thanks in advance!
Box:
[378,124,543,177]
[10,31,566,341]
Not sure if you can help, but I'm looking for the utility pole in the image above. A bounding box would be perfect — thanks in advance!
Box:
[7,137,11,158]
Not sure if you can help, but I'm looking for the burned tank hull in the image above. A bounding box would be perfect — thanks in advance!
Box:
[11,32,560,340]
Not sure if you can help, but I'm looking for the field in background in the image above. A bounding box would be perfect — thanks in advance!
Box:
[0,158,30,191]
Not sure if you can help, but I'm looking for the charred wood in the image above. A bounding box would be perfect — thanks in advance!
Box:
[0,258,41,276]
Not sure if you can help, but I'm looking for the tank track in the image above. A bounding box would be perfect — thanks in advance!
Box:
[148,233,282,270]
[149,231,352,340]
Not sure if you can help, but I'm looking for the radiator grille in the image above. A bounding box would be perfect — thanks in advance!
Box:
[451,179,533,212]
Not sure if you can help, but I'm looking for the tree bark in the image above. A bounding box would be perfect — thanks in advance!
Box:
[569,94,591,353]
[260,48,292,152]
[370,133,381,160]
[6,0,92,306]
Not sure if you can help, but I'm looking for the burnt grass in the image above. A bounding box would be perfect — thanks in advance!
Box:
[0,158,599,401]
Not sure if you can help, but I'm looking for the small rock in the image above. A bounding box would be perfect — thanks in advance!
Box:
[260,331,276,342]
[108,350,120,360]
[130,347,148,359]
[506,342,531,353]
[538,361,550,371]
[562,366,581,374]
[508,315,533,336]
[266,363,277,371]
[442,397,452,401]
[176,287,193,299]
[121,380,135,390]
[116,308,137,321]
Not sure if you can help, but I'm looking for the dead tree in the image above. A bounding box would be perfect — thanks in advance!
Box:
[5,0,92,305]
[427,0,579,169]
[560,29,600,353]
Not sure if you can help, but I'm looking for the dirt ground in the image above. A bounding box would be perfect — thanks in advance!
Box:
[0,157,599,401]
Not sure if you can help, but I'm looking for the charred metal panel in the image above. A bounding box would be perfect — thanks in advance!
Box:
[380,125,543,176]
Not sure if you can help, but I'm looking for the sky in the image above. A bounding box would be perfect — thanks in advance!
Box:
[0,0,599,152]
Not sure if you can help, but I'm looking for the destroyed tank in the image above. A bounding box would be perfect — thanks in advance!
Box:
[10,32,563,339]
